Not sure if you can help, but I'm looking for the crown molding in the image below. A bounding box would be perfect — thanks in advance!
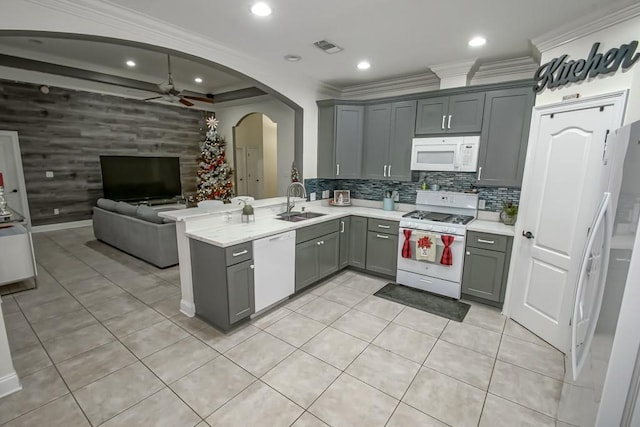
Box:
[471,56,539,85]
[532,1,640,54]
[429,59,478,78]
[339,72,439,100]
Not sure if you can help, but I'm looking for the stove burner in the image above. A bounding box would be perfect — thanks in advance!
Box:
[402,210,474,225]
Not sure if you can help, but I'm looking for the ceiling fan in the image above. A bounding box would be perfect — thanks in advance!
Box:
[143,55,214,107]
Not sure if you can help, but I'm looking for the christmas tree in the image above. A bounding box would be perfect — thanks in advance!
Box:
[195,115,234,202]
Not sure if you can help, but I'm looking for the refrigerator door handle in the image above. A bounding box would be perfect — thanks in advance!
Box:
[571,192,613,381]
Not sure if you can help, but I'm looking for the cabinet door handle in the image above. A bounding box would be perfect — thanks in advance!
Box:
[388,165,391,176]
[341,221,345,233]
[317,241,322,246]
[419,278,433,284]
[477,239,495,244]
[250,264,255,270]
[376,234,389,239]
[477,166,483,181]
[383,165,387,177]
[377,224,390,229]
[441,115,446,129]
[336,163,340,176]
[466,251,471,255]
[232,249,248,257]
[447,115,452,129]
[321,240,325,245]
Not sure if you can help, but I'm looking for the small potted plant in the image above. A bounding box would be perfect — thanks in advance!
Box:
[500,202,518,225]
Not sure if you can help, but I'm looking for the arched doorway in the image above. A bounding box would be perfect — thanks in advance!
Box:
[233,113,278,199]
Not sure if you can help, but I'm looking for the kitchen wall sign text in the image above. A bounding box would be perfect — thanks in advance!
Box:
[534,40,640,93]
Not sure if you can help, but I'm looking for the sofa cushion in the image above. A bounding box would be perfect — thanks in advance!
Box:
[97,198,117,211]
[115,201,138,217]
[136,205,165,224]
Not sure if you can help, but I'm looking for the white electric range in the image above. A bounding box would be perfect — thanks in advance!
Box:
[396,190,478,299]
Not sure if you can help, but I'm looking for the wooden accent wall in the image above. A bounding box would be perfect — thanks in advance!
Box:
[0,80,205,225]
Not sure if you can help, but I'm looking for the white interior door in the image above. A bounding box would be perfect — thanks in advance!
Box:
[507,92,626,352]
[0,131,30,222]
[235,147,247,196]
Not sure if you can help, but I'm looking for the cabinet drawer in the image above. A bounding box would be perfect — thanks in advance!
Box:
[368,218,399,235]
[225,242,253,265]
[296,219,340,244]
[466,231,507,252]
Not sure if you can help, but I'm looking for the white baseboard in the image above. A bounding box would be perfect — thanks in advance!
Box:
[32,219,93,233]
[180,299,196,317]
[0,372,21,398]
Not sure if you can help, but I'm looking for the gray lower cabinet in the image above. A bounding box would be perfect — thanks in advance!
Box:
[295,220,340,292]
[317,103,364,179]
[365,231,398,277]
[349,216,368,268]
[477,86,535,187]
[339,217,350,269]
[190,239,255,331]
[461,231,513,307]
[415,93,485,135]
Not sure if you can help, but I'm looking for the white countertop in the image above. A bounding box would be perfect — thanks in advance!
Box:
[185,200,407,247]
[159,197,290,221]
[467,219,515,237]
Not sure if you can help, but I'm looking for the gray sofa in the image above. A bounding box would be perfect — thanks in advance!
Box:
[92,200,178,268]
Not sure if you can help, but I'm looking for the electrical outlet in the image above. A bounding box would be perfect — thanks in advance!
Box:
[322,190,330,199]
[478,199,486,210]
[309,192,316,201]
[45,171,54,178]
[53,208,60,215]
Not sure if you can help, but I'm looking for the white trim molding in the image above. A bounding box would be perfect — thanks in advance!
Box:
[471,57,539,86]
[32,219,93,233]
[340,72,439,100]
[0,372,21,399]
[532,1,640,54]
[430,59,478,89]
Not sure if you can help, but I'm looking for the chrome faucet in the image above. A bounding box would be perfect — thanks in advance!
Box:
[286,182,307,214]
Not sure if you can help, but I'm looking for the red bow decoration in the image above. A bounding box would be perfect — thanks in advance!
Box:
[402,229,412,258]
[440,235,454,265]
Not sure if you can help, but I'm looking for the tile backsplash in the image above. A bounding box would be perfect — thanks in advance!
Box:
[305,172,520,212]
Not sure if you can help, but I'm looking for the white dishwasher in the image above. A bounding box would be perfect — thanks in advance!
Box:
[252,230,296,313]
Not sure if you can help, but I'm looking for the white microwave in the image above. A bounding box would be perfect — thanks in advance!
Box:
[410,136,480,172]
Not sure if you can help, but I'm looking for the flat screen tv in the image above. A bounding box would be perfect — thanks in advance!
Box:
[100,155,182,202]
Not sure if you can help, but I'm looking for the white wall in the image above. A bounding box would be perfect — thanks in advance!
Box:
[0,0,332,179]
[536,15,640,124]
[214,98,295,196]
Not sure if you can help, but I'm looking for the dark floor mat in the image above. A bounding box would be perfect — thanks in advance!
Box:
[374,283,470,322]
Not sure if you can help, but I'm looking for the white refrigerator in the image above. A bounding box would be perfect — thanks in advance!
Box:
[563,121,640,426]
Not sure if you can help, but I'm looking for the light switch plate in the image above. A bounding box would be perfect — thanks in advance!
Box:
[45,171,54,178]
[53,208,59,215]
[309,192,316,201]
[478,199,486,210]
[322,190,330,199]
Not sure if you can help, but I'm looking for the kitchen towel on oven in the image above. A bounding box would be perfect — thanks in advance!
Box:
[441,235,454,265]
[402,229,412,258]
[415,232,437,262]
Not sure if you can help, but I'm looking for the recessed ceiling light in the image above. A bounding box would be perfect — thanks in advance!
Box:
[284,54,302,62]
[357,61,371,70]
[251,2,272,16]
[468,36,486,47]
[194,77,203,83]
[125,60,136,67]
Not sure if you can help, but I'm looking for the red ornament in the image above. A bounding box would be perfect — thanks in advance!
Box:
[417,236,432,249]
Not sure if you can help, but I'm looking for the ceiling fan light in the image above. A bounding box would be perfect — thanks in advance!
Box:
[251,2,272,17]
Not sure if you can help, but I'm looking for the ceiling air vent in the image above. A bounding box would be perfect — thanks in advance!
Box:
[314,40,343,54]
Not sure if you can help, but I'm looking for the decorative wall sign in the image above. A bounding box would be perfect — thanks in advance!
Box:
[534,40,640,93]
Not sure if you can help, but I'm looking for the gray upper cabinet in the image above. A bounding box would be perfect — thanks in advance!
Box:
[362,101,416,181]
[317,104,364,179]
[415,97,448,134]
[339,217,350,269]
[349,216,368,268]
[362,103,392,180]
[477,87,535,187]
[415,93,485,135]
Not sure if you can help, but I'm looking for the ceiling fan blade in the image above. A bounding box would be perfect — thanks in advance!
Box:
[179,98,195,107]
[142,96,164,101]
[182,95,215,104]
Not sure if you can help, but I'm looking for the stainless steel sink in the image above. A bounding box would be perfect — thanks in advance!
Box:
[277,211,327,222]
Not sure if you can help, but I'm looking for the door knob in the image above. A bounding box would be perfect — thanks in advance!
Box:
[522,231,535,239]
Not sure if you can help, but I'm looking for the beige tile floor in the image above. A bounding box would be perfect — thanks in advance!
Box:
[0,226,580,426]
